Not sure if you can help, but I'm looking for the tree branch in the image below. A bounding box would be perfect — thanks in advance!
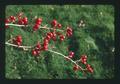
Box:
[5,42,33,50]
[6,23,63,32]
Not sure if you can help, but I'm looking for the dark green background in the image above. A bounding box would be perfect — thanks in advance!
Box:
[5,5,114,79]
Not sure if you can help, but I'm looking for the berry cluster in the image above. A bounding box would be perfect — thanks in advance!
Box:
[5,12,94,77]
[86,64,93,73]
[9,16,16,22]
[66,27,73,37]
[13,35,22,46]
[17,12,28,25]
[5,13,28,28]
[80,55,87,64]
[33,18,42,31]
[18,17,28,25]
[72,54,93,73]
[51,19,62,28]
[32,42,41,56]
[5,16,16,28]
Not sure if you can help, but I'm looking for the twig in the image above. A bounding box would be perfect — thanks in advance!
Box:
[75,59,81,63]
[47,49,86,73]
[6,23,26,27]
[5,42,33,50]
[6,23,63,32]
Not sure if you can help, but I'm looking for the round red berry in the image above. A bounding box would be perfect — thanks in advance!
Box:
[69,51,74,58]
[5,19,10,23]
[36,42,41,49]
[32,49,37,56]
[9,16,16,22]
[16,42,21,46]
[22,17,28,25]
[57,23,62,28]
[46,35,51,41]
[47,32,53,38]
[86,64,93,73]
[44,38,49,44]
[73,65,79,71]
[51,19,57,27]
[35,18,42,25]
[16,35,22,42]
[67,27,72,32]
[60,35,65,41]
[18,19,24,25]
[33,24,39,31]
[66,32,72,37]
[43,45,48,51]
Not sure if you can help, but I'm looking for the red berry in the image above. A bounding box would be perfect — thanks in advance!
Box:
[46,35,51,41]
[36,50,40,55]
[47,32,53,37]
[22,17,28,25]
[14,35,22,46]
[16,42,21,46]
[66,27,73,37]
[66,32,72,37]
[73,65,79,71]
[36,42,41,49]
[57,23,62,28]
[51,32,56,41]
[69,51,74,58]
[82,61,87,64]
[5,19,9,28]
[43,45,48,51]
[32,49,37,56]
[52,36,56,41]
[18,19,24,25]
[16,35,22,42]
[51,19,57,27]
[67,27,72,32]
[44,38,49,44]
[16,35,22,39]
[52,32,56,37]
[35,18,42,25]
[33,24,39,31]
[5,19,10,23]
[80,55,87,64]
[60,35,65,41]
[9,16,16,22]
[35,48,40,55]
[86,64,93,73]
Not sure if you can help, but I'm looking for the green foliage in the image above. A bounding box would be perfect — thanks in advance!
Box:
[5,5,114,79]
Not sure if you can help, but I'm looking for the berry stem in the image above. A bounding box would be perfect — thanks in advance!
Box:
[39,26,63,32]
[75,59,81,63]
